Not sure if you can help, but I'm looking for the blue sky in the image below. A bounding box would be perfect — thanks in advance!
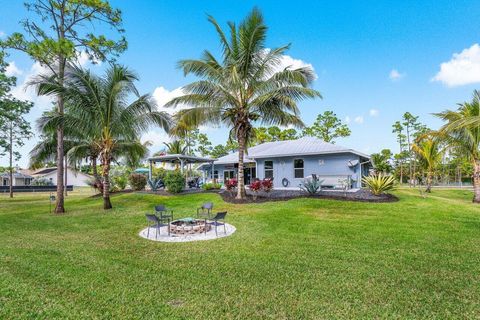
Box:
[2,0,480,167]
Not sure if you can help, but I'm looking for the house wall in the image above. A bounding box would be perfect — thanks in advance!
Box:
[205,153,364,189]
[256,153,362,188]
[39,169,92,187]
[1,177,30,186]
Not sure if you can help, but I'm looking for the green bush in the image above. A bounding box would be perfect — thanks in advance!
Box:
[164,170,185,193]
[152,167,167,180]
[202,182,222,190]
[113,175,128,190]
[362,173,396,195]
[128,173,147,191]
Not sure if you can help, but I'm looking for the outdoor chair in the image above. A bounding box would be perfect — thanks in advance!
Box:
[188,177,201,189]
[145,214,169,238]
[206,211,227,236]
[154,205,174,223]
[197,202,213,219]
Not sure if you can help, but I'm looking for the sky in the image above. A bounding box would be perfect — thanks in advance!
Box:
[2,0,480,167]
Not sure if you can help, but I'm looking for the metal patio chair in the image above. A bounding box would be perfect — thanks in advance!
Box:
[145,214,169,238]
[206,211,227,236]
[197,202,213,219]
[154,204,174,223]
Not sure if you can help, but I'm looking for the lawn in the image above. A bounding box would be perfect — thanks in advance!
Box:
[1,188,480,319]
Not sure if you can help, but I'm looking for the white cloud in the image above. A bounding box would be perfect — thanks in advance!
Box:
[354,116,364,124]
[276,53,318,80]
[389,69,405,81]
[10,62,53,109]
[345,116,351,124]
[75,51,102,66]
[432,43,480,87]
[0,30,5,38]
[152,86,186,114]
[141,130,169,150]
[369,109,379,117]
[5,61,23,77]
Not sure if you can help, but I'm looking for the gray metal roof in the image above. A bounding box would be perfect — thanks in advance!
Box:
[212,136,370,165]
[0,172,33,179]
[148,154,216,164]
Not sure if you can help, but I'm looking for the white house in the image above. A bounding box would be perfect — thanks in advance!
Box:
[0,171,34,186]
[33,167,93,187]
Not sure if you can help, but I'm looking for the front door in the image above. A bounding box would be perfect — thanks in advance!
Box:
[244,167,256,185]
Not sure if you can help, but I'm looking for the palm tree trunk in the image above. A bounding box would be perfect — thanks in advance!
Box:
[426,172,432,193]
[236,130,246,199]
[473,159,480,203]
[9,121,13,199]
[102,156,113,210]
[55,54,66,214]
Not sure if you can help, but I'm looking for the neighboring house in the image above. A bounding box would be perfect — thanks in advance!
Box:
[200,136,371,189]
[32,167,93,187]
[0,171,34,186]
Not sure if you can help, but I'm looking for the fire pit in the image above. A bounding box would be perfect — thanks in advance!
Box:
[169,218,211,236]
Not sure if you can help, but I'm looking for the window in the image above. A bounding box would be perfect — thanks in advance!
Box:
[213,170,219,180]
[294,159,304,178]
[224,170,235,183]
[264,161,273,179]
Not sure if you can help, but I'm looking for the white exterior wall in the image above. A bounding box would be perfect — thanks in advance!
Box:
[39,169,92,187]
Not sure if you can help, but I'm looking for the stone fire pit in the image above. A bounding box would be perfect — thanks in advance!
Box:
[169,218,211,235]
[139,217,236,243]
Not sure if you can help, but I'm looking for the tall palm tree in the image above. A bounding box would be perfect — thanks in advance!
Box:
[435,90,480,202]
[166,8,321,198]
[412,133,444,193]
[35,64,170,209]
[162,140,188,155]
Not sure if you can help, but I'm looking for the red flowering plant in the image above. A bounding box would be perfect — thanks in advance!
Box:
[261,178,273,193]
[225,178,238,191]
[248,180,262,200]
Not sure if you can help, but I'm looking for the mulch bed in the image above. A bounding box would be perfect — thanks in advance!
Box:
[220,189,398,204]
[89,188,398,203]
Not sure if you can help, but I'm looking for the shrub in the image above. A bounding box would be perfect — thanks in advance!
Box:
[261,178,273,192]
[299,178,323,195]
[129,173,147,191]
[164,170,185,193]
[225,178,237,191]
[152,167,167,180]
[362,173,396,195]
[113,175,128,190]
[202,182,222,190]
[31,177,54,186]
[249,180,262,192]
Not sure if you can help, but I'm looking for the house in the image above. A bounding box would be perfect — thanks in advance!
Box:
[200,136,371,189]
[32,167,93,187]
[0,171,34,186]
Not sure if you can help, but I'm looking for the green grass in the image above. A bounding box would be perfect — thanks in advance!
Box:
[1,188,480,319]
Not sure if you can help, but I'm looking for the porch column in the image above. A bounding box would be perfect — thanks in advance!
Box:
[211,161,215,182]
[149,160,153,180]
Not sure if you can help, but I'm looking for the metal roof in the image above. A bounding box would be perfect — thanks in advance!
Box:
[148,154,216,164]
[0,172,34,179]
[211,136,370,165]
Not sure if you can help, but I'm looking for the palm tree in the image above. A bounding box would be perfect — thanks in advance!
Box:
[435,90,480,202]
[166,8,321,199]
[412,133,444,193]
[162,140,188,155]
[35,64,170,209]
